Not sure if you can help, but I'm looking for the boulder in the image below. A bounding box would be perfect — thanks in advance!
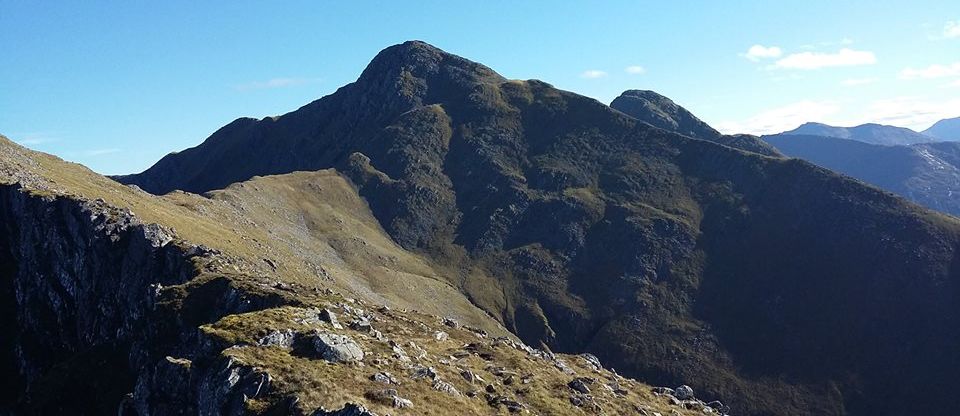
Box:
[370,372,399,385]
[365,389,413,409]
[311,403,379,416]
[349,318,372,332]
[568,377,593,394]
[319,309,343,329]
[579,353,602,370]
[431,379,461,396]
[312,332,364,362]
[257,329,296,348]
[674,384,694,400]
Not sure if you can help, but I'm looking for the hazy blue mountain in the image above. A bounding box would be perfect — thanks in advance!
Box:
[765,133,960,215]
[782,122,935,146]
[924,117,960,141]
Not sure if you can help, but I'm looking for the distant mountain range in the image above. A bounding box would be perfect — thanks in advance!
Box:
[764,134,960,215]
[924,117,960,140]
[782,121,939,146]
[765,117,960,216]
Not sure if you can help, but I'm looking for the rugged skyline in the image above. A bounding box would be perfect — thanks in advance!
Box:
[109,41,960,415]
[2,1,958,174]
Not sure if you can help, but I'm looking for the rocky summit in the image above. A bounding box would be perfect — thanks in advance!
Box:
[6,41,960,416]
[609,90,780,156]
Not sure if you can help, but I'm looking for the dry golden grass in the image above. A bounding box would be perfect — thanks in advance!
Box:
[0,135,508,336]
[203,299,702,415]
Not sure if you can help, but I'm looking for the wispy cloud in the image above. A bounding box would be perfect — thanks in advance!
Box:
[83,148,121,156]
[715,100,841,135]
[234,77,321,91]
[624,65,646,75]
[580,70,608,79]
[799,38,855,50]
[841,77,879,86]
[742,45,782,61]
[12,132,59,146]
[856,97,960,130]
[943,20,960,39]
[772,48,876,70]
[899,62,960,79]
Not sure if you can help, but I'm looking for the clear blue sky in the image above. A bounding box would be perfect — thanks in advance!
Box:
[2,1,958,174]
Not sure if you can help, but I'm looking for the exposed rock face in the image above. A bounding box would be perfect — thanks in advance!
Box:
[0,184,292,414]
[0,184,193,412]
[610,89,781,156]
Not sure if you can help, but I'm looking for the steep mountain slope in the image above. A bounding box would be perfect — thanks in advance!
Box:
[924,116,960,141]
[1,135,712,415]
[610,90,781,156]
[782,121,934,145]
[765,134,960,216]
[117,41,960,416]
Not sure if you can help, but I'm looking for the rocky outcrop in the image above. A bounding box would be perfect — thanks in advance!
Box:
[0,185,292,414]
[311,332,365,363]
[0,184,194,412]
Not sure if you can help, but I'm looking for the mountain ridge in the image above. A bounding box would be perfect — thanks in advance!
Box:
[609,89,781,156]
[3,134,721,415]
[764,133,960,216]
[113,41,960,415]
[781,121,935,145]
[924,116,960,141]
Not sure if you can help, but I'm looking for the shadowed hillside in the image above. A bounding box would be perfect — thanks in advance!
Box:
[114,41,960,416]
[1,134,719,415]
[766,133,960,216]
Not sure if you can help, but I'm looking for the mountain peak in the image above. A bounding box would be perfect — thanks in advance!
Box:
[923,116,960,141]
[611,89,721,140]
[610,89,781,156]
[357,40,504,88]
[782,121,932,145]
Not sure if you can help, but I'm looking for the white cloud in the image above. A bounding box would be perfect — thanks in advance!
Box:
[714,101,841,135]
[234,77,320,91]
[580,70,608,79]
[841,77,879,86]
[948,79,960,88]
[84,148,121,156]
[899,62,960,79]
[743,45,782,61]
[772,48,876,70]
[624,65,646,75]
[944,20,960,39]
